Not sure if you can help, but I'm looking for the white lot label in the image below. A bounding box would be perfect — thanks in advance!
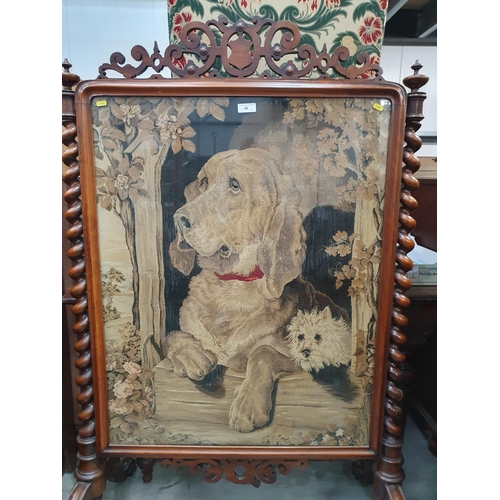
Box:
[237,103,257,113]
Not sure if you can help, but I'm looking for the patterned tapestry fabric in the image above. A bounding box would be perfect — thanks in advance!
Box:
[167,0,388,78]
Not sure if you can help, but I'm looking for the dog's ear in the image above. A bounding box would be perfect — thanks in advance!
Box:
[168,236,196,276]
[258,173,306,298]
[170,173,201,276]
[321,306,333,321]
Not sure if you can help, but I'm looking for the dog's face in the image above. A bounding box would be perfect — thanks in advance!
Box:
[169,148,306,298]
[174,149,275,270]
[285,307,352,372]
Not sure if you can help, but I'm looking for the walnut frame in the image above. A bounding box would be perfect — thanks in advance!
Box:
[63,16,428,500]
[77,77,405,459]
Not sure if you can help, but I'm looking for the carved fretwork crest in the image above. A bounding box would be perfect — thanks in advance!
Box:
[98,16,383,80]
[161,458,309,487]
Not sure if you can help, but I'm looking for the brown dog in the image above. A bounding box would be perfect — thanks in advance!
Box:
[165,148,349,432]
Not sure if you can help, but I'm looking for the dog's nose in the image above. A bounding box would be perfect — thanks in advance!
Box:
[301,349,311,358]
[180,216,191,229]
[174,211,192,230]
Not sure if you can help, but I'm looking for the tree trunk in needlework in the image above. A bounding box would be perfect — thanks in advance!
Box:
[119,197,140,330]
[350,197,381,376]
[134,143,169,367]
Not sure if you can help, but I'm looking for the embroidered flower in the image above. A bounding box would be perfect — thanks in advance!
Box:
[378,0,388,9]
[108,399,128,415]
[325,0,341,8]
[297,0,318,11]
[113,380,134,399]
[172,11,192,38]
[123,361,141,375]
[358,17,383,45]
[114,174,129,190]
[119,104,141,125]
[157,114,182,145]
[341,35,357,56]
[157,114,180,144]
[156,112,196,153]
[240,0,261,7]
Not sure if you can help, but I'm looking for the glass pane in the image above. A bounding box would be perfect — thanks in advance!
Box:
[91,95,392,446]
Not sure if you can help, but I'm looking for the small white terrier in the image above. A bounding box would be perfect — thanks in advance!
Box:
[285,306,351,372]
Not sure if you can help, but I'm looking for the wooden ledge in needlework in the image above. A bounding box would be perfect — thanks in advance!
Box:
[152,358,366,447]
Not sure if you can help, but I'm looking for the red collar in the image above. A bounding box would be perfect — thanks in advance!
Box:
[215,266,264,282]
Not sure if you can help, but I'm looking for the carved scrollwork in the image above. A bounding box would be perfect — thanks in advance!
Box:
[98,16,383,80]
[161,458,308,487]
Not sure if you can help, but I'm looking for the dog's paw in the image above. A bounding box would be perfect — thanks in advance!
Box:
[228,382,272,432]
[166,332,217,381]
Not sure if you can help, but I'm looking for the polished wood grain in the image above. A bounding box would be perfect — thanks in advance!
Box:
[373,62,428,500]
[74,78,406,464]
[62,304,78,474]
[63,59,106,500]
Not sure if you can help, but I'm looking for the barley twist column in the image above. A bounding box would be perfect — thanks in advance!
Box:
[62,60,106,500]
[374,61,428,500]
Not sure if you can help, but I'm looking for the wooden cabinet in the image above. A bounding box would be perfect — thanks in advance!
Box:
[404,164,437,456]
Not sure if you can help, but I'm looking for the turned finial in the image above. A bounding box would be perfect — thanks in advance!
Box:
[403,60,429,94]
[62,60,81,120]
[411,59,423,74]
[62,59,80,90]
[62,58,72,72]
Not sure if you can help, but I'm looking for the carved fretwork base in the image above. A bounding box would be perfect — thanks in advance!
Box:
[161,458,308,488]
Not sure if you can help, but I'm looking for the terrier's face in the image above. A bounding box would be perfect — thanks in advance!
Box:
[285,307,352,372]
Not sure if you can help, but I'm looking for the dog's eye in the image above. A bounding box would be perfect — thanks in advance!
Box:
[200,176,208,189]
[229,177,240,192]
[297,334,305,341]
[314,334,322,343]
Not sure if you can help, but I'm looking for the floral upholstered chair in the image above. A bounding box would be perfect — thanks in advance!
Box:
[167,0,388,78]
